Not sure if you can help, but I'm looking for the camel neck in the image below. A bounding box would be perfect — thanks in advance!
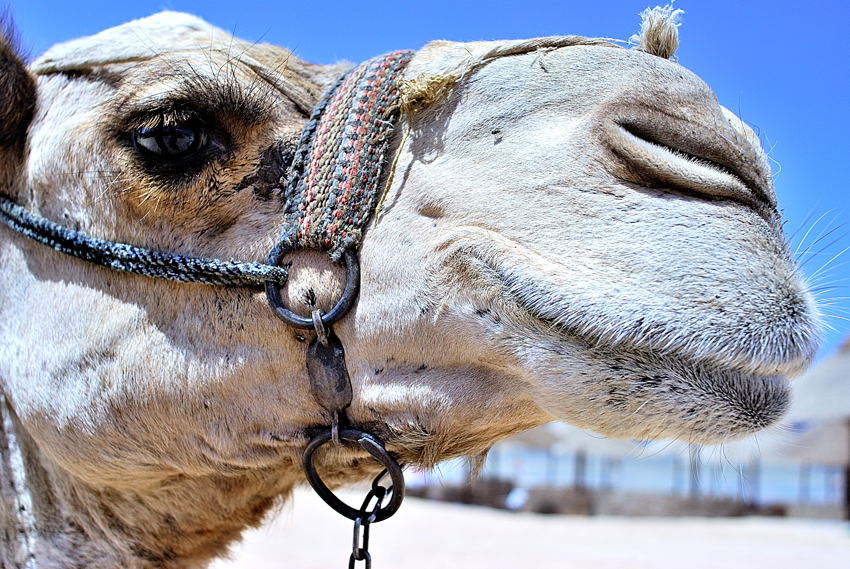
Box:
[1,397,105,568]
[0,396,297,568]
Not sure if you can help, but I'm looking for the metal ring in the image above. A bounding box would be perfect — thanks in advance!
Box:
[265,248,360,329]
[302,428,405,522]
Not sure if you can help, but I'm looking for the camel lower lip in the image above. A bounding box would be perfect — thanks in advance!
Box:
[518,323,793,442]
[456,237,811,379]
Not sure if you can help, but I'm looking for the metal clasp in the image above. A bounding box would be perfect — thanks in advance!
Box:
[304,314,353,421]
[265,246,405,568]
[267,248,359,443]
[302,429,405,523]
[265,248,360,330]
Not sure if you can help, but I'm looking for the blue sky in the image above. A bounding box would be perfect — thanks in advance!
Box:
[10,0,850,359]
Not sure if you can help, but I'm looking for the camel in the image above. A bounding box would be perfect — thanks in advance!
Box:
[0,7,820,568]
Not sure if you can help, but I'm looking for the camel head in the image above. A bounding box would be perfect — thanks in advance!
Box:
[0,10,819,567]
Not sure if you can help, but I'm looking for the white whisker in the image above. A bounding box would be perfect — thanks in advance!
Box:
[808,245,850,282]
[793,209,834,257]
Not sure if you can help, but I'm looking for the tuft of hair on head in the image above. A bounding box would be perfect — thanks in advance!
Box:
[1,11,29,60]
[630,3,684,60]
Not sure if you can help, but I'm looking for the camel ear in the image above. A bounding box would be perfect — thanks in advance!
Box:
[0,18,35,189]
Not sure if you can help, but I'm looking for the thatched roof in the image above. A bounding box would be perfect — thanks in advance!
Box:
[787,336,850,422]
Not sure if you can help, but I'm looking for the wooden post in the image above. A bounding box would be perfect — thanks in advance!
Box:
[489,445,501,479]
[748,459,761,505]
[672,457,683,495]
[845,466,850,519]
[845,419,850,520]
[709,463,722,496]
[574,450,587,489]
[546,448,558,486]
[600,458,612,490]
[798,464,811,503]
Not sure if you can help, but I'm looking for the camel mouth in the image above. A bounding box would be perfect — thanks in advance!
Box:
[447,230,815,378]
[512,298,793,443]
[605,120,775,216]
[439,234,805,443]
[565,348,792,444]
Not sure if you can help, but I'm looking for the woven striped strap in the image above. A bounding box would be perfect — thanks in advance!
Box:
[270,50,414,264]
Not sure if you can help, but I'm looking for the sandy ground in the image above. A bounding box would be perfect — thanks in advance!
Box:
[210,488,850,569]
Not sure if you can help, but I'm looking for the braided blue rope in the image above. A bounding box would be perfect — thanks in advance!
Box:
[0,194,287,287]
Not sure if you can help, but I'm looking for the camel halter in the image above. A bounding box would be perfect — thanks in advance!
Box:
[0,49,414,568]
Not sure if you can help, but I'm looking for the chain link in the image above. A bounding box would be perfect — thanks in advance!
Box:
[347,477,390,568]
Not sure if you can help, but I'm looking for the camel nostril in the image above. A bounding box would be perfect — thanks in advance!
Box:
[608,118,776,213]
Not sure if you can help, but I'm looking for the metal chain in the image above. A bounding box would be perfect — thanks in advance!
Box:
[348,477,390,568]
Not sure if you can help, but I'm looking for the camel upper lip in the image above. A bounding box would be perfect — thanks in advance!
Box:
[496,265,803,379]
[440,228,812,379]
[604,117,776,215]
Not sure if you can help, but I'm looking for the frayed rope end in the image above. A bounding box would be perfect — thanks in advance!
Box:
[630,4,684,60]
[399,73,459,114]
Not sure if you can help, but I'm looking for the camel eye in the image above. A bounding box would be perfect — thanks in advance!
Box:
[133,123,206,159]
